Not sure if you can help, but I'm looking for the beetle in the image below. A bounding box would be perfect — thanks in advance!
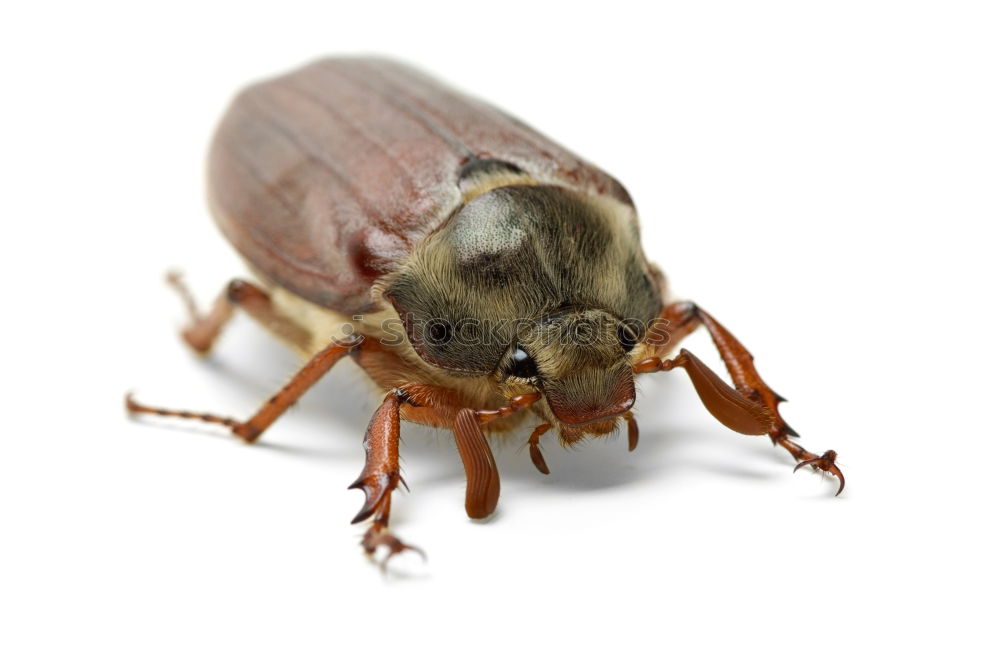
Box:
[127,57,843,566]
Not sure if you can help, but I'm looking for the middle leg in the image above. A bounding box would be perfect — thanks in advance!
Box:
[126,336,360,443]
[167,272,312,355]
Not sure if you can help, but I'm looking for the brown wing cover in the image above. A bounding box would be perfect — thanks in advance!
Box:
[208,57,633,314]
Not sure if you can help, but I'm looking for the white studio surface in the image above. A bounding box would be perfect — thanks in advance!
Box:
[2,2,998,667]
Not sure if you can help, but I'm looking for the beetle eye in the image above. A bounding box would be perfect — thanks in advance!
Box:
[507,347,538,379]
[617,323,639,352]
[426,319,453,345]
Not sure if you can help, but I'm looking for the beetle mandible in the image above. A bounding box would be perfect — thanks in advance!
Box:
[127,57,843,566]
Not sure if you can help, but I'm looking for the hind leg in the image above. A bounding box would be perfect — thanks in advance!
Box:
[166,272,311,355]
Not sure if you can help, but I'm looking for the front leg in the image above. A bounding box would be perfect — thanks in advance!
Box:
[395,384,540,518]
[350,382,540,567]
[638,301,844,495]
[350,390,424,569]
[651,302,798,441]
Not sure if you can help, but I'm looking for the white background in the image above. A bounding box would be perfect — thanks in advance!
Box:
[3,1,998,667]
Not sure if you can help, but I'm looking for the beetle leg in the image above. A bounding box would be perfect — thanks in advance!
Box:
[658,348,776,436]
[638,301,844,495]
[391,385,540,519]
[651,301,799,437]
[793,450,845,495]
[350,383,522,565]
[166,272,312,355]
[126,336,361,443]
[349,338,540,518]
[351,390,424,570]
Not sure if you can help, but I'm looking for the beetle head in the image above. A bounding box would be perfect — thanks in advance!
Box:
[497,309,637,430]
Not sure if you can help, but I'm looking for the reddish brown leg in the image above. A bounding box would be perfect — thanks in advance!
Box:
[392,383,539,517]
[126,337,360,443]
[637,301,844,495]
[349,336,540,514]
[348,383,541,566]
[654,302,797,436]
[167,272,311,355]
[350,391,424,570]
[343,336,546,561]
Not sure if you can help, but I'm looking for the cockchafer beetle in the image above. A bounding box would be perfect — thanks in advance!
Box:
[127,57,843,567]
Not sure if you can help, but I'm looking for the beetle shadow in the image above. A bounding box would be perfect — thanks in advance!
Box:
[395,389,787,498]
[494,421,782,492]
